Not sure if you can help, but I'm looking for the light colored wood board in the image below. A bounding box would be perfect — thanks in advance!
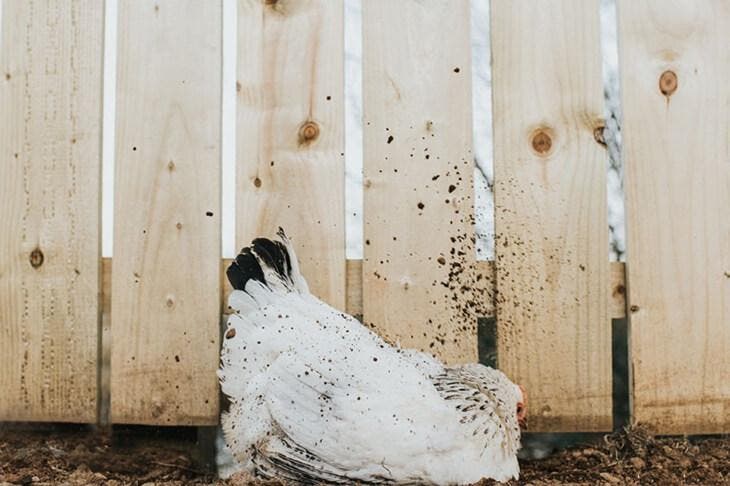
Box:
[0,0,103,423]
[362,0,483,364]
[111,0,221,426]
[108,257,624,321]
[236,0,345,309]
[491,0,611,431]
[618,0,730,434]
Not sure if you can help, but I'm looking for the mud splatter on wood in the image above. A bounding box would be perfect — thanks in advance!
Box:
[491,0,611,432]
[362,0,483,364]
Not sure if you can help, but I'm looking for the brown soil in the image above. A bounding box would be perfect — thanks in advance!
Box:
[1,425,727,485]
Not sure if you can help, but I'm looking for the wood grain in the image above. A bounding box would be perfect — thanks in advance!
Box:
[110,0,221,425]
[103,257,623,423]
[491,0,611,431]
[107,258,625,321]
[236,0,345,308]
[362,0,484,364]
[618,0,730,434]
[0,0,104,423]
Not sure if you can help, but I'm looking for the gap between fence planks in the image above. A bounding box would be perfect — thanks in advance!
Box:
[101,258,627,320]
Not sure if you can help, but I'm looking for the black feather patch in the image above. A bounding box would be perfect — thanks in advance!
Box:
[251,238,293,286]
[227,247,265,290]
[251,238,288,279]
[227,236,294,291]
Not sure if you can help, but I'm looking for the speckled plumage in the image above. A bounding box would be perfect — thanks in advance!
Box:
[219,230,523,484]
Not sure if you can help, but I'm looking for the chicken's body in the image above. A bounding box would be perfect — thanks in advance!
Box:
[219,230,523,484]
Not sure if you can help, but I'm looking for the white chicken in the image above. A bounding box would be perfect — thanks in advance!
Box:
[219,229,526,484]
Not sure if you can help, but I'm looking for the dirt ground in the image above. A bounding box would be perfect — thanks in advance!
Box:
[1,424,728,485]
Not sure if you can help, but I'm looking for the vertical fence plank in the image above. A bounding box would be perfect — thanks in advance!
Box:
[491,0,611,431]
[237,0,345,308]
[363,0,481,364]
[0,0,103,423]
[111,0,221,425]
[618,0,730,434]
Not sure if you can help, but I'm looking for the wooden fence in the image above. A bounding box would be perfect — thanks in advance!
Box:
[0,0,728,435]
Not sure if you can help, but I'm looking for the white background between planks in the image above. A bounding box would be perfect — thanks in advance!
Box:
[92,0,626,262]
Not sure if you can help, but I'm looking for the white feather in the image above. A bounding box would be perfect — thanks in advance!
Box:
[219,236,522,484]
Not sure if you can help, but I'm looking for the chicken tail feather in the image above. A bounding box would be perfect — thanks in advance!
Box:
[226,228,309,295]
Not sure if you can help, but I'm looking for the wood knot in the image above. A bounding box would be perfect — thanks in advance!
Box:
[298,121,320,146]
[29,248,44,268]
[630,304,640,313]
[225,328,236,339]
[253,177,262,188]
[167,160,175,171]
[530,128,553,156]
[593,125,607,147]
[659,70,677,97]
[165,296,175,308]
[264,0,278,4]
